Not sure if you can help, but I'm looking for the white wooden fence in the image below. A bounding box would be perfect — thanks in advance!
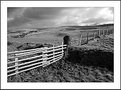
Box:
[74,29,113,46]
[7,42,67,77]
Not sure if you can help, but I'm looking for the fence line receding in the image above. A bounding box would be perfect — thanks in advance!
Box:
[7,42,67,77]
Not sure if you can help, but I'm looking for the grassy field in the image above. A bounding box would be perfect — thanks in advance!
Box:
[8,34,114,82]
[8,61,113,82]
[7,24,113,51]
[7,24,114,82]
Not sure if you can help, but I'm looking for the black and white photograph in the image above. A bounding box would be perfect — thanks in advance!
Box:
[1,1,120,89]
[7,7,114,82]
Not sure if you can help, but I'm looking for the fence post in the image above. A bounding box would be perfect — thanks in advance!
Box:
[93,32,95,39]
[112,29,113,34]
[53,44,55,61]
[99,30,100,37]
[101,30,102,36]
[86,32,89,44]
[98,30,100,37]
[94,32,96,38]
[15,57,18,76]
[62,42,64,57]
[42,47,48,67]
[107,29,109,35]
[106,29,108,35]
[103,30,105,36]
[93,32,94,38]
[79,35,82,46]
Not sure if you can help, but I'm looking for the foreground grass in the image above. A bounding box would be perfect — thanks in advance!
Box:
[8,54,113,82]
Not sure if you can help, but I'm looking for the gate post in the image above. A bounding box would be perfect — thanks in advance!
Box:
[63,35,71,60]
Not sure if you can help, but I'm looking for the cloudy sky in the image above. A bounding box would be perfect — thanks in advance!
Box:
[7,7,114,29]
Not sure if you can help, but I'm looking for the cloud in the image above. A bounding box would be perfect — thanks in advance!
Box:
[7,16,31,27]
[7,7,31,28]
[7,7,67,28]
[7,7,114,29]
[80,17,113,26]
[56,7,114,26]
[7,7,24,17]
[97,8,113,20]
[23,7,66,20]
[7,7,19,17]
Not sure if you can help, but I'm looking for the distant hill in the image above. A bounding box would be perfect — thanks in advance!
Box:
[8,23,114,35]
[61,23,114,27]
[97,24,114,27]
[60,23,114,31]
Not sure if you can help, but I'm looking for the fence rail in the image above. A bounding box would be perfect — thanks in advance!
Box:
[7,42,67,77]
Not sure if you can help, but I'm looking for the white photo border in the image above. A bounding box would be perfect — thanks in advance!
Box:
[1,1,120,89]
